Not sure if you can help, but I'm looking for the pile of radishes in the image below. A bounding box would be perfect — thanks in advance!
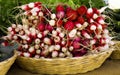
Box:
[2,2,114,58]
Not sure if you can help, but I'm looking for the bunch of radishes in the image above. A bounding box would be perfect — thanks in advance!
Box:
[2,2,114,58]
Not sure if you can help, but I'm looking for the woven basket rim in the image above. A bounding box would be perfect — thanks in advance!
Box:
[0,51,17,63]
[18,48,113,61]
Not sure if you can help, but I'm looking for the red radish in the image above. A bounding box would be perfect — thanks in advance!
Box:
[73,41,80,49]
[31,33,37,39]
[81,39,90,46]
[93,14,98,19]
[23,52,32,57]
[101,24,107,29]
[66,6,72,12]
[45,24,53,32]
[54,36,60,43]
[87,18,94,23]
[82,30,91,39]
[66,9,77,20]
[61,40,66,47]
[28,2,35,8]
[90,24,96,30]
[62,47,67,53]
[26,37,32,44]
[49,20,55,26]
[52,30,58,36]
[69,29,77,38]
[59,32,65,38]
[35,38,40,44]
[75,21,82,28]
[34,2,41,7]
[52,51,58,58]
[96,16,105,24]
[56,5,64,12]
[93,8,100,15]
[51,13,56,19]
[86,8,93,18]
[38,11,44,16]
[34,55,40,58]
[28,46,36,54]
[21,5,30,10]
[77,16,85,24]
[37,23,45,32]
[37,33,42,38]
[77,5,87,15]
[90,38,97,45]
[44,37,51,45]
[74,37,81,42]
[49,45,55,52]
[1,41,9,46]
[69,46,74,51]
[100,38,105,44]
[54,44,60,50]
[64,21,74,31]
[72,49,87,57]
[59,52,65,58]
[35,44,40,49]
[56,19,63,27]
[56,11,65,19]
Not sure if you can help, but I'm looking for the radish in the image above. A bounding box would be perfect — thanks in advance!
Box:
[69,46,74,51]
[49,20,55,26]
[21,5,30,10]
[29,46,36,54]
[64,21,74,31]
[49,45,55,52]
[38,11,44,16]
[86,8,93,18]
[51,13,56,19]
[37,23,45,32]
[96,16,105,24]
[82,30,91,39]
[54,44,60,50]
[62,47,67,53]
[59,52,65,58]
[56,5,64,12]
[44,37,51,45]
[73,41,80,49]
[66,9,77,20]
[36,49,41,54]
[59,32,65,38]
[69,29,77,38]
[56,19,63,27]
[56,11,65,19]
[23,52,31,57]
[28,2,35,8]
[34,44,40,49]
[45,24,53,32]
[54,36,60,43]
[34,55,40,58]
[52,51,58,58]
[37,33,42,38]
[1,41,9,46]
[77,16,85,24]
[77,5,87,15]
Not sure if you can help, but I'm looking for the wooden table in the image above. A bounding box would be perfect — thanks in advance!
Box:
[7,59,120,75]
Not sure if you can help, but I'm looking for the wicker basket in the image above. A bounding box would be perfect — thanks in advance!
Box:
[0,51,17,75]
[16,49,113,74]
[110,41,120,59]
